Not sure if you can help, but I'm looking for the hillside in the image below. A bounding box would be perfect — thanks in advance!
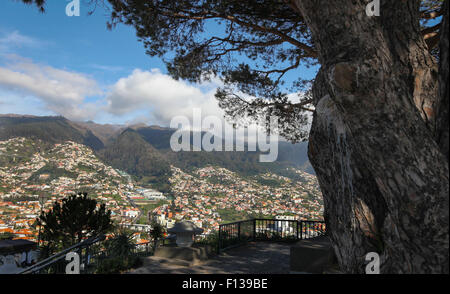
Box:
[0,115,316,187]
[0,116,104,151]
[0,136,323,240]
[0,137,136,219]
[97,129,172,193]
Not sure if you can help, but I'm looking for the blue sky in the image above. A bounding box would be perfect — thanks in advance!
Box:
[0,0,165,83]
[0,0,318,127]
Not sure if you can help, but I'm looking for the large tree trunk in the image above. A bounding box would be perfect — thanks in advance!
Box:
[294,0,449,273]
[437,0,449,161]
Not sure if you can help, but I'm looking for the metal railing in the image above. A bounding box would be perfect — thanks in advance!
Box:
[133,237,174,257]
[18,235,160,274]
[18,235,106,274]
[133,241,153,257]
[299,220,326,240]
[218,219,326,252]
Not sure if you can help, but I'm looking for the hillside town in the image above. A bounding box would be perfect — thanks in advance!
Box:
[0,138,148,241]
[0,137,323,242]
[151,166,323,236]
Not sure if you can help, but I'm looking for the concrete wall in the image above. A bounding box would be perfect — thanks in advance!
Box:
[154,245,214,264]
[0,250,38,274]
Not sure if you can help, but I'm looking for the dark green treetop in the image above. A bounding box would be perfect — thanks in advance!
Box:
[36,192,113,254]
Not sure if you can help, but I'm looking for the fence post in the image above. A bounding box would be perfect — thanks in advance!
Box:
[218,225,222,254]
[77,247,83,273]
[299,221,303,240]
[85,245,90,269]
[237,222,241,242]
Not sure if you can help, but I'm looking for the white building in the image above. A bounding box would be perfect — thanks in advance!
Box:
[142,189,165,200]
[124,210,139,218]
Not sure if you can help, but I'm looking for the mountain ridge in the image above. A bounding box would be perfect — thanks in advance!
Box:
[0,114,315,190]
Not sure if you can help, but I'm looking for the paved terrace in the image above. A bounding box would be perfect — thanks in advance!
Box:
[129,241,292,274]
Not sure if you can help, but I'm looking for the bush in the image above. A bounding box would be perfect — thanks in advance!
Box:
[95,255,142,274]
[150,221,165,241]
[103,231,136,257]
[36,192,113,257]
[0,232,15,240]
[94,229,143,274]
[194,231,220,253]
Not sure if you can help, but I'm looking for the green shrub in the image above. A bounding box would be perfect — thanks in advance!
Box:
[95,255,142,274]
[103,231,136,257]
[194,231,220,253]
[94,228,143,274]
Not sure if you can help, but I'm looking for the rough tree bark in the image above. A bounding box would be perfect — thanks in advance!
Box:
[294,0,449,273]
[437,0,449,161]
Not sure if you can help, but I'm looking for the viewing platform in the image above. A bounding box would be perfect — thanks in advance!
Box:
[130,236,336,274]
[130,241,293,274]
[10,218,331,274]
[131,219,333,274]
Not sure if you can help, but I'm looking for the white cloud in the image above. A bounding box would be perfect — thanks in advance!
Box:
[89,64,124,72]
[0,89,53,117]
[106,69,224,125]
[0,59,226,125]
[104,69,282,145]
[0,55,302,145]
[0,31,42,53]
[0,57,102,120]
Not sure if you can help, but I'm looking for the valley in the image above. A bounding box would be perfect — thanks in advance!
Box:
[0,115,323,242]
